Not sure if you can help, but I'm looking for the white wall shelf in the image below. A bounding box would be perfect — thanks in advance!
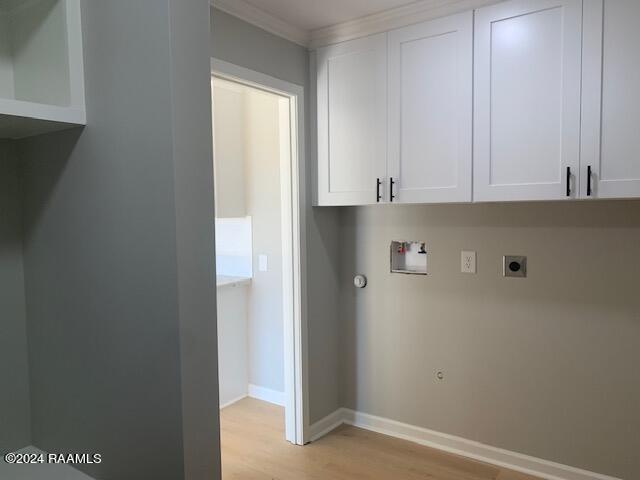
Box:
[0,0,85,139]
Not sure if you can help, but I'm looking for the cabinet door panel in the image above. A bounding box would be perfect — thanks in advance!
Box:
[474,0,582,201]
[316,34,387,206]
[582,0,640,198]
[388,12,472,204]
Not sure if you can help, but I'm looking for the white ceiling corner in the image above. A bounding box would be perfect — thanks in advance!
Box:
[309,0,504,48]
[212,0,505,50]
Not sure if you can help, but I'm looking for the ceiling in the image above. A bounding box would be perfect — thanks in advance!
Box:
[212,0,498,47]
[241,0,420,31]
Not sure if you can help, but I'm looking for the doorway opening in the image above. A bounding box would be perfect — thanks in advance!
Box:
[211,59,307,452]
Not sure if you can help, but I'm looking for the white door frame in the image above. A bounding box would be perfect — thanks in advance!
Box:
[211,58,309,445]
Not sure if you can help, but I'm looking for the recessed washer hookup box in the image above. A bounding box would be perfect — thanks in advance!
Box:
[390,241,428,275]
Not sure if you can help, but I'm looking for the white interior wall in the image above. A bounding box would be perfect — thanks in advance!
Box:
[213,80,251,408]
[212,79,246,219]
[244,88,285,395]
[215,217,251,407]
[216,284,249,407]
[213,79,286,403]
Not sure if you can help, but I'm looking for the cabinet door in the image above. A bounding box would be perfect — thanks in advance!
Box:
[582,0,640,199]
[316,34,387,206]
[388,12,472,204]
[474,0,582,202]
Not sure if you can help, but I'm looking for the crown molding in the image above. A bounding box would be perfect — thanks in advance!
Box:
[211,0,310,47]
[211,0,507,51]
[309,0,503,49]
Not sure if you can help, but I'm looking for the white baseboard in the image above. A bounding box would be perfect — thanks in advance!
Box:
[309,408,621,480]
[219,393,248,410]
[308,408,345,442]
[248,384,285,406]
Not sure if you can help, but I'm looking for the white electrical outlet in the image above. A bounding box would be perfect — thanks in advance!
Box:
[461,251,476,274]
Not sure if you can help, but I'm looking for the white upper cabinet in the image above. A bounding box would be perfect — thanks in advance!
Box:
[315,0,640,206]
[473,0,582,202]
[387,12,472,204]
[581,0,640,199]
[0,0,85,139]
[316,33,387,206]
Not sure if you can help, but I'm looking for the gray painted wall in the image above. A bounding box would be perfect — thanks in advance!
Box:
[211,9,307,86]
[18,1,218,479]
[211,7,343,423]
[168,0,220,477]
[0,142,31,454]
[340,202,640,479]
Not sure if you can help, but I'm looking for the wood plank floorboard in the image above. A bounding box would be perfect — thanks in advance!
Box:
[220,398,542,480]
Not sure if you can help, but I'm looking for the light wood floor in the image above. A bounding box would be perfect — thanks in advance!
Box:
[220,398,541,480]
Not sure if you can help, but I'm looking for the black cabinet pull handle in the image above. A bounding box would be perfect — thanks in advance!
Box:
[390,177,395,202]
[587,165,592,197]
[566,166,571,197]
[376,178,382,203]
